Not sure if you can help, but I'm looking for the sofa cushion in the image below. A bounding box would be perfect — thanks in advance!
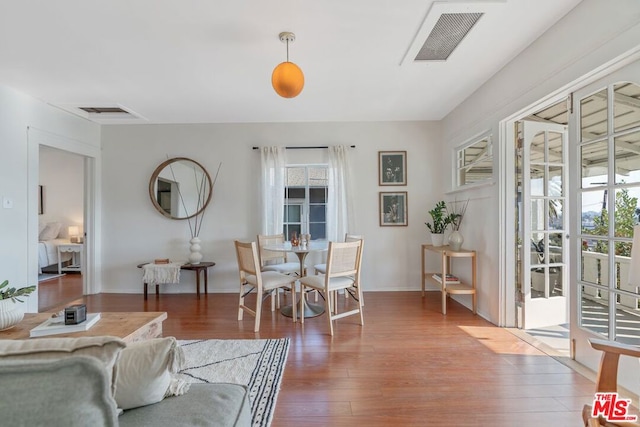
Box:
[0,336,126,395]
[0,356,118,427]
[119,383,252,427]
[115,336,190,410]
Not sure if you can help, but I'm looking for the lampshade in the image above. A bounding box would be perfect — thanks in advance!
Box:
[68,226,79,243]
[272,32,304,98]
[628,225,640,286]
[272,62,304,98]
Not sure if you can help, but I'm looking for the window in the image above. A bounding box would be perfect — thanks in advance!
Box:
[283,165,328,240]
[455,132,493,188]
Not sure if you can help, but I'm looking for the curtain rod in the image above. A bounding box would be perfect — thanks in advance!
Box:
[252,145,356,150]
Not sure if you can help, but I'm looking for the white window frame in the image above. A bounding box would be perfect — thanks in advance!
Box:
[454,130,494,190]
[283,164,328,240]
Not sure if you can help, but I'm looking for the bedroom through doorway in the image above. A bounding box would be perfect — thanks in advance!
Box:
[37,145,85,312]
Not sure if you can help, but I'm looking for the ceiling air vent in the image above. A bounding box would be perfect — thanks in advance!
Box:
[415,12,483,61]
[78,107,130,114]
[54,103,146,124]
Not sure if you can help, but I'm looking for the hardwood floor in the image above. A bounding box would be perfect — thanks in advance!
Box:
[74,290,596,426]
[37,273,83,312]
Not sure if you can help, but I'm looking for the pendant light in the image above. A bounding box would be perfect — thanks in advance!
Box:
[271,32,304,98]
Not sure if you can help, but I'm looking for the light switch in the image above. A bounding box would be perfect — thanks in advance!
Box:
[2,197,13,209]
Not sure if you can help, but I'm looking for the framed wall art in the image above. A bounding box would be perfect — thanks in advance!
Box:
[379,191,408,226]
[378,150,407,186]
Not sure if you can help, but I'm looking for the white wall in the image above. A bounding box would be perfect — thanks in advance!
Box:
[39,146,84,237]
[101,121,443,296]
[438,0,640,325]
[0,84,100,312]
[439,0,640,393]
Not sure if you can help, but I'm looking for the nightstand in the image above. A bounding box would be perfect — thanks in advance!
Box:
[58,243,83,274]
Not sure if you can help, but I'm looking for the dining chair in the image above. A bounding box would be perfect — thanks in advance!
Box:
[313,234,364,308]
[299,239,364,336]
[257,233,300,309]
[582,338,640,426]
[234,240,297,332]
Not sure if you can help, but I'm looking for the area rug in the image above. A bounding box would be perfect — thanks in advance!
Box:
[177,338,290,427]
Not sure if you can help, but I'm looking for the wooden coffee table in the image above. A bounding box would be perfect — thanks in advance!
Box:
[0,312,167,343]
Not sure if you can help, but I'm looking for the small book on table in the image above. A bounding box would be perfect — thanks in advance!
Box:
[432,273,460,284]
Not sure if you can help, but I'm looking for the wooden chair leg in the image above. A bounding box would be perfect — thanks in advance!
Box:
[326,291,334,336]
[254,289,263,332]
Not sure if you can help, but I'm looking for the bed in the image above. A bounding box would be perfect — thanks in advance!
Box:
[38,221,74,273]
[38,238,73,273]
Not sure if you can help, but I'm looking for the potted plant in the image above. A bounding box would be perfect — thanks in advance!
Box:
[0,280,36,330]
[425,201,453,246]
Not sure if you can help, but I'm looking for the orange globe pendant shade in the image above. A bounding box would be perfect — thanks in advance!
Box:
[272,61,304,98]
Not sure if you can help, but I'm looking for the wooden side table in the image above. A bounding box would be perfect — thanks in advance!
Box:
[421,244,477,315]
[181,262,215,299]
[137,262,215,299]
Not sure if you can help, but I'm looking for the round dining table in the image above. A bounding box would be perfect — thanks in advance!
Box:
[262,240,328,319]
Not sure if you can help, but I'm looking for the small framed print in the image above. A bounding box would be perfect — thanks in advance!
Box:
[379,191,408,226]
[378,151,407,186]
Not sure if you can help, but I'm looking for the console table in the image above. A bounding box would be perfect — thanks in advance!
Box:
[421,244,477,315]
[137,262,215,299]
[0,311,167,343]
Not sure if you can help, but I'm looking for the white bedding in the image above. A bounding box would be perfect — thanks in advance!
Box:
[38,238,72,272]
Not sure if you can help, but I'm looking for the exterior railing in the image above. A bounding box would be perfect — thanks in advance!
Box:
[582,250,636,310]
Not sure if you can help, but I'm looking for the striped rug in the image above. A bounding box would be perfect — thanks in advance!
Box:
[177,338,290,427]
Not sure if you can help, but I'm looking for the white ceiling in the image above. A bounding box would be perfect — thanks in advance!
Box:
[0,0,582,124]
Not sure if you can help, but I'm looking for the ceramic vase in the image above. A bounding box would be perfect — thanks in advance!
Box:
[188,237,203,265]
[448,230,464,251]
[0,299,24,331]
[430,233,445,247]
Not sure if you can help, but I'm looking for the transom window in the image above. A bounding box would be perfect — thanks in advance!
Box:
[283,165,328,240]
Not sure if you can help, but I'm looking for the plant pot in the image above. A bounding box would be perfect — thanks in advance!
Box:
[448,230,464,251]
[0,298,24,331]
[430,233,445,247]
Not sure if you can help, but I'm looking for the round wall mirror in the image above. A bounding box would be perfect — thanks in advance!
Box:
[148,157,213,220]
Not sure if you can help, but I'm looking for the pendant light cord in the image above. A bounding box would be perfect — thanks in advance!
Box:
[286,39,290,62]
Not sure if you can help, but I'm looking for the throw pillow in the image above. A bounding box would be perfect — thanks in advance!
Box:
[115,336,189,410]
[39,221,62,241]
[0,336,126,395]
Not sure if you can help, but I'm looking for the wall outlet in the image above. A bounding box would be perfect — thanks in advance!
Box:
[2,197,13,209]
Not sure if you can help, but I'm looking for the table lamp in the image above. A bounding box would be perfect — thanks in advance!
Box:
[68,226,80,243]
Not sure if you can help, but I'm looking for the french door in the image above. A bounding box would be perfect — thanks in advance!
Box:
[520,121,569,329]
[570,60,640,386]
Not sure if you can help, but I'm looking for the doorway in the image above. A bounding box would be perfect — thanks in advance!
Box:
[27,126,100,314]
[507,98,572,355]
[37,146,85,311]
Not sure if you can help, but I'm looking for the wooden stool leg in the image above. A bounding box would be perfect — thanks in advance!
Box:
[204,269,208,295]
[144,283,148,300]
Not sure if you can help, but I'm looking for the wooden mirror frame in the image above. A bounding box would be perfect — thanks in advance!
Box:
[148,157,213,220]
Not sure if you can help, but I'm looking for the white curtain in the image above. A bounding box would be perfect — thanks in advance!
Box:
[260,146,287,235]
[327,145,355,242]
